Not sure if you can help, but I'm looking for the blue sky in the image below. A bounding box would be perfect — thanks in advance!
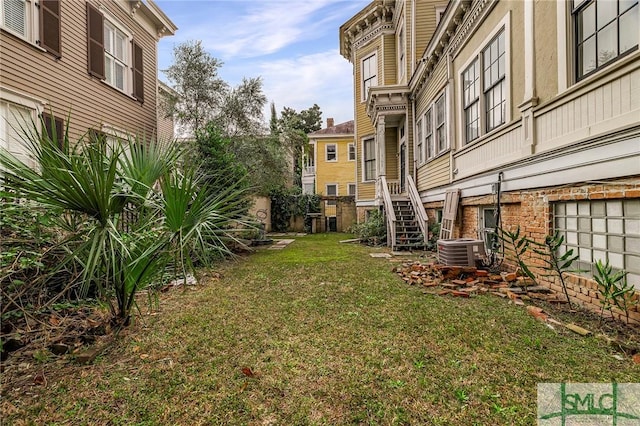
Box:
[156,0,370,128]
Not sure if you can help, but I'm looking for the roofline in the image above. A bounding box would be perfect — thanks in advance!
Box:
[309,134,355,139]
[135,0,178,38]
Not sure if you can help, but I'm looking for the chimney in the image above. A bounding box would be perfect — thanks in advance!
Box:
[327,118,334,128]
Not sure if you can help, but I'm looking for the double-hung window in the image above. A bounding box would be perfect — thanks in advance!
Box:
[348,143,356,161]
[0,0,61,56]
[398,25,405,80]
[104,21,129,92]
[425,107,433,159]
[363,137,376,181]
[462,28,506,143]
[574,0,639,79]
[362,53,377,101]
[326,144,337,161]
[483,31,506,132]
[462,59,480,143]
[435,95,447,152]
[416,118,423,164]
[326,184,337,196]
[0,95,40,168]
[87,4,144,102]
[423,92,447,160]
[348,183,356,196]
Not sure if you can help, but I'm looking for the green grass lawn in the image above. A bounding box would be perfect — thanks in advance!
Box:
[4,233,638,425]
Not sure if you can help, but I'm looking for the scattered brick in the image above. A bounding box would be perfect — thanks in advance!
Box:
[565,323,592,336]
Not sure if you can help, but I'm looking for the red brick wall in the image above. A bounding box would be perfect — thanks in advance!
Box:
[424,178,640,325]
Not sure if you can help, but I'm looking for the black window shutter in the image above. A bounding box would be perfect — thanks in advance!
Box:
[132,41,144,102]
[86,2,104,78]
[40,0,61,57]
[42,112,64,148]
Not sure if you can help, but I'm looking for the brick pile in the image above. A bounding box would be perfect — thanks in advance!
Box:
[393,262,558,304]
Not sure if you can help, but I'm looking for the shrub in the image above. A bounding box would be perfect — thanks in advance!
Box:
[350,209,386,246]
[0,116,251,325]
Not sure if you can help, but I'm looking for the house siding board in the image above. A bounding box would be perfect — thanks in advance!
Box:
[383,34,396,85]
[0,0,159,143]
[316,136,356,196]
[535,65,640,154]
[534,0,558,104]
[359,182,376,200]
[417,154,449,190]
[416,57,447,115]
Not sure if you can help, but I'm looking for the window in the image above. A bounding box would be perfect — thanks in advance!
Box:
[462,59,480,143]
[0,0,61,56]
[554,200,640,289]
[104,21,128,92]
[363,137,375,181]
[425,107,433,159]
[435,94,447,152]
[574,0,639,79]
[0,98,37,168]
[326,184,337,196]
[416,118,423,164]
[483,31,506,132]
[86,4,144,101]
[362,53,377,101]
[303,183,314,195]
[348,183,356,196]
[423,92,447,160]
[462,28,506,142]
[398,24,405,79]
[348,143,355,161]
[480,206,500,252]
[325,144,337,161]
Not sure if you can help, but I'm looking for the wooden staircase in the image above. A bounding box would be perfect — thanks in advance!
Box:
[391,199,424,251]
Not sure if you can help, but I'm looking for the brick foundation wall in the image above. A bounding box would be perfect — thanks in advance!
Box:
[424,178,640,325]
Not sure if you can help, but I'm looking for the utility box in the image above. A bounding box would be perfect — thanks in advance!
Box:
[437,239,486,267]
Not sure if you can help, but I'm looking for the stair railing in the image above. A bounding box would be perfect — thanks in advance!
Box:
[378,176,396,249]
[406,175,429,246]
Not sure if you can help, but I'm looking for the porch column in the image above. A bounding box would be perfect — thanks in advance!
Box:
[376,115,386,177]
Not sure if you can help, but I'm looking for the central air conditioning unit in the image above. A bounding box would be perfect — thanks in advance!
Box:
[437,238,486,267]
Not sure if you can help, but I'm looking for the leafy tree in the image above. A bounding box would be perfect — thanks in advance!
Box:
[195,123,248,197]
[214,77,268,138]
[274,104,322,186]
[164,40,227,135]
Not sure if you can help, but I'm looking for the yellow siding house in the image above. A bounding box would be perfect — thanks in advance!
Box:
[304,119,356,198]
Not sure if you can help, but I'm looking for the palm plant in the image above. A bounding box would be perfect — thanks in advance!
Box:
[0,114,251,325]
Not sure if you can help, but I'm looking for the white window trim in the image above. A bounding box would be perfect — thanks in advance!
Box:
[0,88,45,169]
[0,0,42,49]
[457,12,511,148]
[361,136,376,182]
[415,117,423,165]
[325,183,338,197]
[325,143,337,162]
[348,183,356,196]
[348,142,355,161]
[361,52,378,102]
[100,7,133,95]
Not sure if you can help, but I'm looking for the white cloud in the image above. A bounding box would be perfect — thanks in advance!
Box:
[177,0,360,59]
[258,50,354,125]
